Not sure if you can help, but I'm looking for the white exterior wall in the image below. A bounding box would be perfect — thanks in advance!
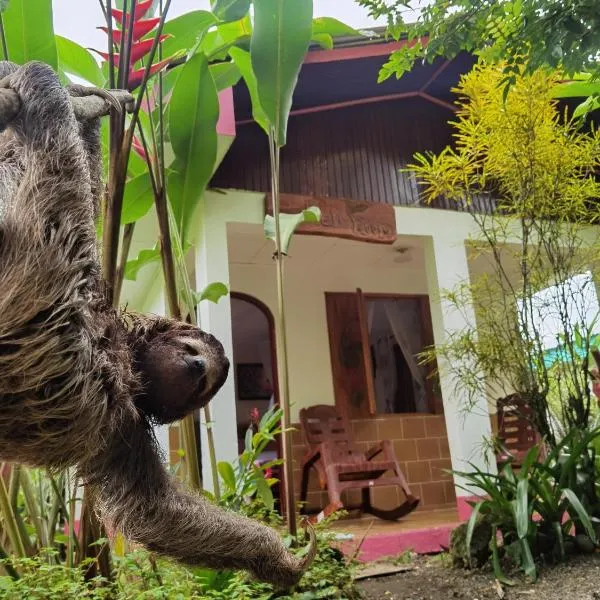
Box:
[192,191,265,490]
[393,208,497,506]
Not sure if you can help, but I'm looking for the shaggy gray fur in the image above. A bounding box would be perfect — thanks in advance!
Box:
[0,61,313,588]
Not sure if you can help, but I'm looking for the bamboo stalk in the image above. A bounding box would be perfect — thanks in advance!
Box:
[19,469,48,550]
[268,133,297,537]
[8,467,33,557]
[0,543,19,580]
[114,222,136,302]
[67,475,78,570]
[0,15,8,62]
[0,463,25,558]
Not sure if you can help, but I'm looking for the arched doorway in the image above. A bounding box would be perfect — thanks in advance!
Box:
[230,292,282,509]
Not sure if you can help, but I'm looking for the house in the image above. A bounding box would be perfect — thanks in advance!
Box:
[122,32,509,547]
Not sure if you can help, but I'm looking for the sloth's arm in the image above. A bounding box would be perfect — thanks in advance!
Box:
[2,61,98,263]
[84,420,314,590]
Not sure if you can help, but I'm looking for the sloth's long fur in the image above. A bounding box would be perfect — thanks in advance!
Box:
[0,61,312,588]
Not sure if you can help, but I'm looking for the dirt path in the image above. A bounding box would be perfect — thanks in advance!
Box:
[358,554,600,599]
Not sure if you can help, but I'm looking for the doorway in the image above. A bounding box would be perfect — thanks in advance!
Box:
[230,293,281,506]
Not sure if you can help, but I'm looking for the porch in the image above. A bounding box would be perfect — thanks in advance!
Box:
[331,507,459,561]
[162,191,501,539]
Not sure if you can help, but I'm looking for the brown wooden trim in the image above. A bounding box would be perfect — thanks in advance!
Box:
[363,292,429,300]
[237,89,455,125]
[304,36,429,65]
[356,288,377,416]
[419,60,451,93]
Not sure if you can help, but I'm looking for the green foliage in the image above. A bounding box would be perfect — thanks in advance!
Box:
[121,172,154,225]
[56,36,105,87]
[192,282,229,305]
[0,524,359,599]
[217,404,284,514]
[457,427,600,581]
[124,246,161,281]
[211,0,251,24]
[1,0,57,68]
[229,46,270,134]
[264,207,321,255]
[413,64,600,442]
[168,52,219,239]
[160,10,217,59]
[250,0,314,147]
[358,0,600,86]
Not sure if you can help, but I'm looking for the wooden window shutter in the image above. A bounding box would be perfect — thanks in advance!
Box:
[324,291,376,419]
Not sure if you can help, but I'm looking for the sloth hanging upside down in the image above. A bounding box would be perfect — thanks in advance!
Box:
[0,61,313,588]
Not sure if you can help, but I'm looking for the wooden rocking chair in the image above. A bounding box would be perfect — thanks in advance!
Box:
[495,394,545,467]
[299,405,420,521]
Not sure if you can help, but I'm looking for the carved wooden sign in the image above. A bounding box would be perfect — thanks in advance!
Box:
[265,194,397,244]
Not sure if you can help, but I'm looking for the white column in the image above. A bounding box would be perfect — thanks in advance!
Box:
[424,234,496,519]
[194,208,238,491]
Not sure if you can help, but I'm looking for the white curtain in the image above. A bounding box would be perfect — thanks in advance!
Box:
[383,301,425,388]
[383,300,427,412]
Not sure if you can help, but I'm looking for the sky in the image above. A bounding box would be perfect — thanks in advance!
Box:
[52,0,387,50]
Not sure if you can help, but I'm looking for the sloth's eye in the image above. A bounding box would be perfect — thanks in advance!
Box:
[183,343,199,356]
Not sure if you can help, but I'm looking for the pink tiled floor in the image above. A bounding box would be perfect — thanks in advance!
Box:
[331,507,459,562]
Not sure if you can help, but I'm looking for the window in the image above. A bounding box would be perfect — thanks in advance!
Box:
[325,290,439,418]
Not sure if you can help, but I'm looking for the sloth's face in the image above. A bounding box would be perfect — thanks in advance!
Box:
[136,329,230,424]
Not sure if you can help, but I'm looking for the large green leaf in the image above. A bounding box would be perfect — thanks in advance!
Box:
[209,61,242,91]
[192,282,229,305]
[56,36,104,87]
[312,17,362,38]
[202,16,252,61]
[563,488,598,543]
[217,461,236,492]
[211,0,251,23]
[167,52,219,237]
[2,0,57,68]
[229,47,269,134]
[264,206,320,254]
[161,10,217,59]
[518,538,537,580]
[253,468,274,510]
[122,173,154,225]
[250,0,313,146]
[464,501,484,560]
[124,247,161,281]
[514,479,530,540]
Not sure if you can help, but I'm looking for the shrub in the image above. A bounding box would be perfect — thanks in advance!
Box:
[456,426,600,581]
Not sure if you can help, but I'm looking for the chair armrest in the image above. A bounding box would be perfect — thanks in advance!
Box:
[302,440,340,468]
[301,445,322,469]
[365,441,385,461]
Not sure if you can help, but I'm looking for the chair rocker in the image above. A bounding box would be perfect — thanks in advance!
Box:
[299,404,420,521]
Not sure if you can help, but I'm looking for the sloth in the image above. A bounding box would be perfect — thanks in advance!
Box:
[0,61,312,587]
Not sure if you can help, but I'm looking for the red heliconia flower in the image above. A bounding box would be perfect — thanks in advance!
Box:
[111,0,153,25]
[264,467,273,480]
[127,57,171,91]
[132,136,147,161]
[91,35,171,65]
[99,18,160,44]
